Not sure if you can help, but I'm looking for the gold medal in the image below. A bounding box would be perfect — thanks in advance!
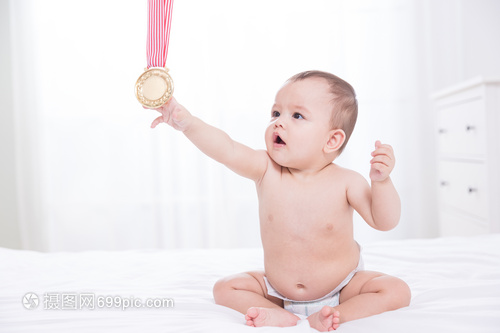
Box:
[138,0,175,108]
[135,67,174,108]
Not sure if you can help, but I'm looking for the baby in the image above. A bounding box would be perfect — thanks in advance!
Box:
[149,70,411,331]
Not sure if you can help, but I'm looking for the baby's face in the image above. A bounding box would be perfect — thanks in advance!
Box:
[265,78,334,170]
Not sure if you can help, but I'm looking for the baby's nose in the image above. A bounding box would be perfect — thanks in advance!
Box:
[274,118,285,128]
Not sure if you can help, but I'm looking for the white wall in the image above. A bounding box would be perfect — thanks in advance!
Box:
[424,0,500,92]
[0,0,22,249]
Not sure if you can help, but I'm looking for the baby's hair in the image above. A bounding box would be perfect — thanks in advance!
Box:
[288,70,358,154]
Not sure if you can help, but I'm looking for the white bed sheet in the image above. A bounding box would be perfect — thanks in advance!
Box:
[1,234,499,333]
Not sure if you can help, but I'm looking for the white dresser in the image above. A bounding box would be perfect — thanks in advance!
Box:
[433,78,500,236]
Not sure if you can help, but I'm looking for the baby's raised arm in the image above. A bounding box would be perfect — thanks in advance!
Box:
[149,98,269,182]
[346,141,401,231]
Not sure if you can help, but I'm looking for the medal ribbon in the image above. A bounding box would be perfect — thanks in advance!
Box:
[146,0,174,69]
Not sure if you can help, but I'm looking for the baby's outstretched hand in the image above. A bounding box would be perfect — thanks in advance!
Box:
[148,97,192,132]
[369,140,395,182]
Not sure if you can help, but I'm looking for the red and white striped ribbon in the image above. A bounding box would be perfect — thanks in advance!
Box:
[146,0,174,69]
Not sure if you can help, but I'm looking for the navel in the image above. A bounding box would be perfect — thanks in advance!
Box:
[296,283,305,289]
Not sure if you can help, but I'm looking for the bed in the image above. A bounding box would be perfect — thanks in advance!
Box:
[1,234,499,333]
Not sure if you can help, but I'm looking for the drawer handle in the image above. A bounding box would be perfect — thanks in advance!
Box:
[465,125,475,132]
[468,187,478,193]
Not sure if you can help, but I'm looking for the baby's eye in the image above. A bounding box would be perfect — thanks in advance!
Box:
[292,113,304,119]
[272,111,280,118]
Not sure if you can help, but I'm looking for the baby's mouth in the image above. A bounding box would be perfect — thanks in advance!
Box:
[273,133,286,145]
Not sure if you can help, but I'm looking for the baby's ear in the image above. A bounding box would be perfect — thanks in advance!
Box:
[324,129,346,154]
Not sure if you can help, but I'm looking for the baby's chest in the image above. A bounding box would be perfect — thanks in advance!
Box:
[259,179,349,226]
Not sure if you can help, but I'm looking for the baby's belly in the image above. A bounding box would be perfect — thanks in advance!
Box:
[264,242,360,301]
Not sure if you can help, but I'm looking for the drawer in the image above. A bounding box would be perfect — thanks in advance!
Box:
[439,209,489,237]
[436,97,487,158]
[437,160,489,219]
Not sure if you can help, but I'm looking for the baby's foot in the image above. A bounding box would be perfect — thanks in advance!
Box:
[245,307,299,327]
[307,306,341,331]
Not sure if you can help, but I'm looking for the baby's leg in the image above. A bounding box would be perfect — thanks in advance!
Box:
[334,271,411,324]
[213,271,300,327]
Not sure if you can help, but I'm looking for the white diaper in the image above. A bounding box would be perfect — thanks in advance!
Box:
[264,249,364,317]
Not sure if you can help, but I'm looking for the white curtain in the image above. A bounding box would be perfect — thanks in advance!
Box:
[10,0,436,251]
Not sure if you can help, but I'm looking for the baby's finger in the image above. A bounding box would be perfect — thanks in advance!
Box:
[371,145,394,158]
[371,162,388,175]
[378,143,394,154]
[371,148,393,159]
[157,97,175,112]
[370,155,391,168]
[150,116,164,129]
